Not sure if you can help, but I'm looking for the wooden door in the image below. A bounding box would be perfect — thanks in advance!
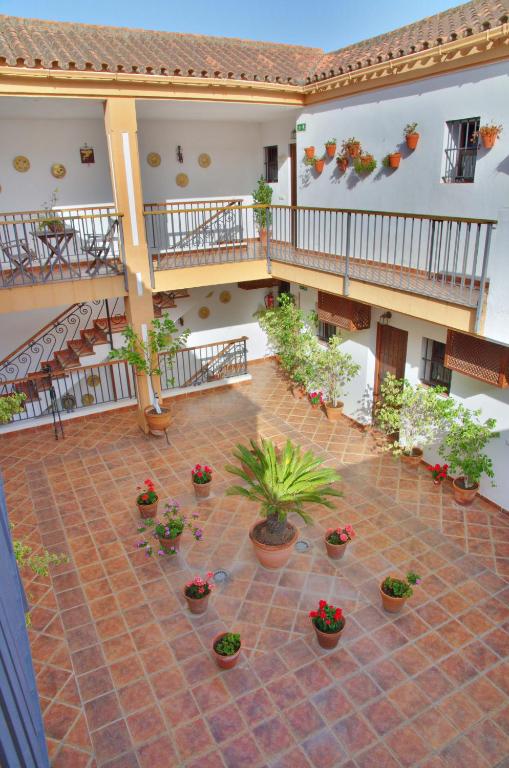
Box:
[289,143,297,246]
[374,322,408,400]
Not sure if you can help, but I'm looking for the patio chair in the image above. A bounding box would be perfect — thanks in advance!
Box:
[0,235,37,286]
[83,217,120,276]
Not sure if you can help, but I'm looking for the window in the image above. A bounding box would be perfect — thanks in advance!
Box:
[443,117,480,183]
[264,145,278,183]
[318,321,337,342]
[421,338,452,392]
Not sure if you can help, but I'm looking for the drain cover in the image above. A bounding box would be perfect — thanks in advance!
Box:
[213,568,232,583]
[295,539,311,553]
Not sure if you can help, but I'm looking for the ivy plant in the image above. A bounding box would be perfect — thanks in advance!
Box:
[12,530,68,626]
[439,406,498,488]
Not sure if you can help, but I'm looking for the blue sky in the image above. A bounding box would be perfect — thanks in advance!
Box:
[3,0,462,50]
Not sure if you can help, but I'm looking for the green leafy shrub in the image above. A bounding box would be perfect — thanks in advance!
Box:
[252,176,273,230]
[439,406,498,488]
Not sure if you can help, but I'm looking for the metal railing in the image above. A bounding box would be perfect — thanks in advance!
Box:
[159,337,248,390]
[0,359,136,424]
[0,206,125,287]
[144,201,268,271]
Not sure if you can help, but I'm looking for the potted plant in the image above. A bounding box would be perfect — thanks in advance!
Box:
[252,176,273,246]
[136,478,158,518]
[226,438,341,569]
[336,154,349,173]
[428,463,448,486]
[439,406,498,505]
[376,374,457,466]
[312,335,360,421]
[383,152,401,169]
[354,154,377,175]
[257,293,317,383]
[313,156,325,174]
[380,572,421,613]
[475,123,502,149]
[212,632,241,669]
[38,189,64,233]
[324,524,355,559]
[136,500,203,555]
[109,314,189,435]
[325,139,337,158]
[308,391,323,410]
[304,146,315,160]
[309,600,346,649]
[341,137,361,158]
[404,122,420,150]
[191,463,213,498]
[184,572,215,615]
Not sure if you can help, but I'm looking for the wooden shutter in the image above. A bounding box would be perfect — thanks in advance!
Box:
[317,292,371,331]
[444,330,509,387]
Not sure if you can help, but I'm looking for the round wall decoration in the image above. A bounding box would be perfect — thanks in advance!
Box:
[198,306,210,319]
[82,393,95,406]
[86,374,101,388]
[176,172,189,188]
[13,155,30,173]
[219,290,231,304]
[147,152,161,167]
[198,153,211,168]
[51,163,66,179]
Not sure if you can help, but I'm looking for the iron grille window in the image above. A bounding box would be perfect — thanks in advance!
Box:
[264,146,278,183]
[421,338,452,393]
[318,321,337,342]
[443,117,480,183]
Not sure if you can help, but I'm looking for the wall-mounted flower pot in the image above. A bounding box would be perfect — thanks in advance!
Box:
[304,146,315,160]
[452,477,478,505]
[337,157,349,173]
[405,132,420,150]
[346,144,361,158]
[480,132,497,149]
[389,152,401,169]
[325,144,336,158]
[314,159,325,174]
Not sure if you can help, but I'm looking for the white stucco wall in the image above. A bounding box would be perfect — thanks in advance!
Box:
[260,116,296,206]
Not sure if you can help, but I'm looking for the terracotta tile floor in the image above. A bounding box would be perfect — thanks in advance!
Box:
[2,361,509,768]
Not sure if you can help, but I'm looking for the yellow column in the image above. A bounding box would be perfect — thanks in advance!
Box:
[104,97,159,432]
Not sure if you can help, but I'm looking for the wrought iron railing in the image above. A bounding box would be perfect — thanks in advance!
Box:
[0,206,125,287]
[0,298,124,382]
[159,337,248,390]
[0,359,136,424]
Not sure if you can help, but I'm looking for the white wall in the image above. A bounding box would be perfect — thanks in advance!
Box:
[0,305,67,365]
[260,116,296,206]
[0,118,113,212]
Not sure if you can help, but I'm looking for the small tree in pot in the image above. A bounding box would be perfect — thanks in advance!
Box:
[252,176,273,246]
[313,335,360,421]
[439,406,498,505]
[225,438,341,569]
[376,374,456,465]
[109,313,189,434]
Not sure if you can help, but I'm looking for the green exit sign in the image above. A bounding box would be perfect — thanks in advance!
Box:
[296,123,306,132]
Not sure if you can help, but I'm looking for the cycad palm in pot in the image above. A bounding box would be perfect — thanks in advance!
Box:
[225,439,341,569]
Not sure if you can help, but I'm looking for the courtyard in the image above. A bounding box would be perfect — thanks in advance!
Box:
[2,360,509,768]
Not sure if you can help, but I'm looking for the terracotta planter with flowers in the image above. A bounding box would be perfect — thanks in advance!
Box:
[428,463,448,486]
[136,479,158,519]
[380,572,421,613]
[337,155,349,173]
[325,141,337,158]
[324,524,355,559]
[405,133,420,150]
[308,391,323,410]
[342,138,361,159]
[192,464,212,498]
[389,152,401,169]
[309,600,346,649]
[478,124,502,149]
[184,572,215,614]
[314,158,325,174]
[212,632,241,669]
[304,147,315,160]
[135,499,204,557]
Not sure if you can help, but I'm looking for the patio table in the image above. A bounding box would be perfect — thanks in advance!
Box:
[36,228,79,281]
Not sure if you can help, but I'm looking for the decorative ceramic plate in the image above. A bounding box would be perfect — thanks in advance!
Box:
[147,152,161,167]
[198,153,211,168]
[13,155,30,173]
[86,374,101,387]
[51,163,66,179]
[82,393,95,406]
[198,306,210,319]
[176,172,189,187]
[219,290,231,304]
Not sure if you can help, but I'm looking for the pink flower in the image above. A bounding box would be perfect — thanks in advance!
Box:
[340,533,348,542]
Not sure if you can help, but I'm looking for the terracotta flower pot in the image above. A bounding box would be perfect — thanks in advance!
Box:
[406,132,420,150]
[380,578,407,613]
[304,147,315,160]
[325,402,343,421]
[314,159,325,174]
[137,497,158,519]
[193,480,211,499]
[337,158,349,173]
[145,405,171,435]
[361,154,374,166]
[389,152,401,169]
[347,144,361,158]
[249,519,298,570]
[452,477,478,506]
[324,535,348,560]
[158,532,182,552]
[480,132,497,149]
[400,447,423,467]
[259,227,268,246]
[212,633,241,669]
[325,144,336,158]
[312,618,346,649]
[184,589,210,615]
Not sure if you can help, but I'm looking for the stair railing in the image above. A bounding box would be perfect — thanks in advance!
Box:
[159,337,248,390]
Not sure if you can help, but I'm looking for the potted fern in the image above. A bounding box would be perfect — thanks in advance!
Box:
[252,176,273,246]
[439,406,498,505]
[225,439,341,569]
[109,313,189,434]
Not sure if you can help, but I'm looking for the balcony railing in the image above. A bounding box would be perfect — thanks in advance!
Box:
[0,206,125,287]
[159,337,248,390]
